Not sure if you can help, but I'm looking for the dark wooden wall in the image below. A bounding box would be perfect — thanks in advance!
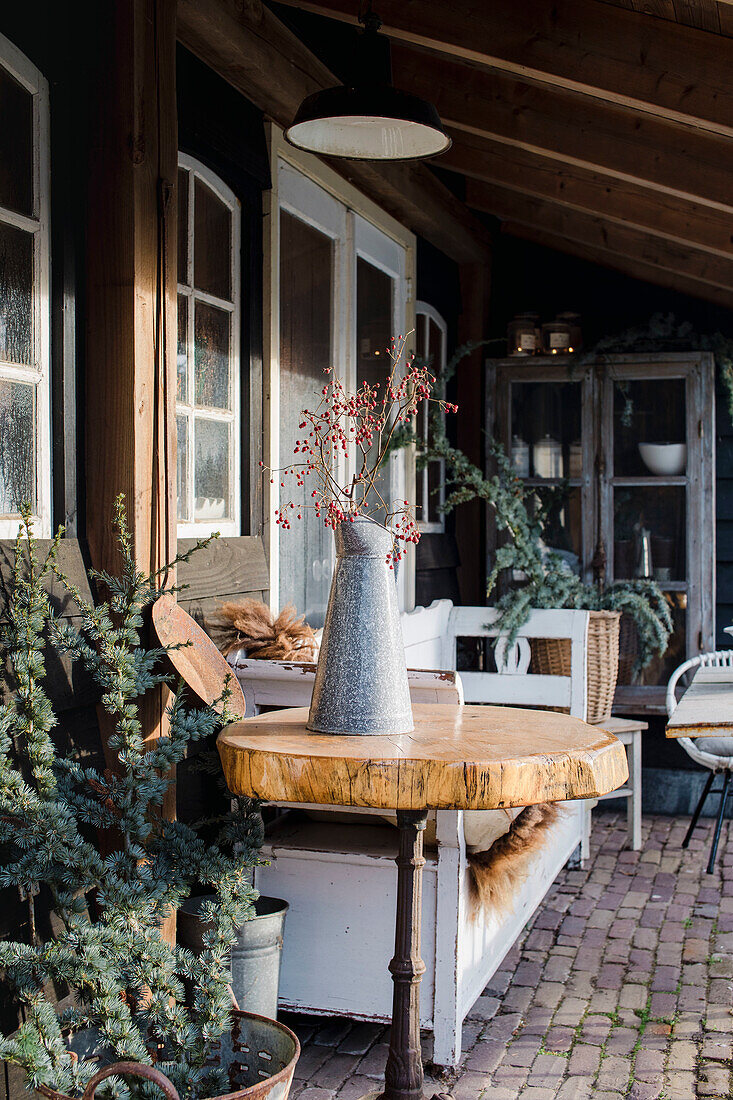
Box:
[716,390,733,648]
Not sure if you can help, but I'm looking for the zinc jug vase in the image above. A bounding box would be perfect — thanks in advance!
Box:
[307,515,413,735]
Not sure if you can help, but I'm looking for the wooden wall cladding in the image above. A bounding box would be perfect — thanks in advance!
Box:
[0,539,99,712]
[177,536,269,626]
[717,390,733,647]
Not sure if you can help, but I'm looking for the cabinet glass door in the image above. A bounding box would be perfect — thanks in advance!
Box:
[608,370,690,689]
[507,376,589,574]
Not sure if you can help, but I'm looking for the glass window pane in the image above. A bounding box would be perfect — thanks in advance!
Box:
[194,177,232,300]
[176,415,189,521]
[0,380,34,513]
[428,319,443,373]
[177,294,188,402]
[415,400,427,522]
[427,459,443,525]
[0,222,33,365]
[194,418,230,521]
[510,381,582,480]
[279,210,334,626]
[530,484,583,564]
[194,302,230,409]
[357,256,394,520]
[416,314,427,361]
[618,594,684,687]
[177,168,189,284]
[0,67,33,217]
[614,378,686,477]
[614,486,686,582]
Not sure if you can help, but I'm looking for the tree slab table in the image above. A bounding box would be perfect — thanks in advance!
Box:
[218,703,627,1100]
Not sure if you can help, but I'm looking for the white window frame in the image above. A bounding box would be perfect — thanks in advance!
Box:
[415,301,447,534]
[176,153,241,539]
[265,128,416,614]
[0,33,51,538]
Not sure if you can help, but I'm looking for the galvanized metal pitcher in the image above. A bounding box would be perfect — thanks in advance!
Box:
[307,515,413,735]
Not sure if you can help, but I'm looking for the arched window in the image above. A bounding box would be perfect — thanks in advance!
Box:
[176,154,242,537]
[415,302,447,533]
[0,33,51,536]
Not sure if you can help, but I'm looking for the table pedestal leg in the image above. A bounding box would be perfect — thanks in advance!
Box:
[378,810,454,1100]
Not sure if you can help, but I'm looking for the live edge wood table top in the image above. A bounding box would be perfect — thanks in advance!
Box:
[217,703,628,810]
[666,667,733,739]
[218,704,627,1100]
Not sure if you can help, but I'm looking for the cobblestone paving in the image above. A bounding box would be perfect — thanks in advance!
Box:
[284,811,733,1099]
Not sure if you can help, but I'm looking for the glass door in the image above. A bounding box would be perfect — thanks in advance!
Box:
[277,165,347,626]
[274,165,410,623]
[495,363,596,583]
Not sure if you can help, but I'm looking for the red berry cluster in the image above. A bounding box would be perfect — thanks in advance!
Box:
[260,334,458,562]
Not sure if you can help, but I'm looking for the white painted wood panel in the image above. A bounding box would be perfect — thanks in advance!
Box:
[455,801,584,1026]
[255,820,438,1024]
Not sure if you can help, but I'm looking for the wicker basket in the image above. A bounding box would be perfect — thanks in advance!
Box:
[531,610,621,724]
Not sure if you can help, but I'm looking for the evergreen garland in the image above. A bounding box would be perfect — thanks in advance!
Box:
[586,311,733,425]
[0,499,262,1099]
[392,342,672,673]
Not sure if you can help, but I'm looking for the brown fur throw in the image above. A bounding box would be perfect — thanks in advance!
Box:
[213,599,319,661]
[468,802,562,915]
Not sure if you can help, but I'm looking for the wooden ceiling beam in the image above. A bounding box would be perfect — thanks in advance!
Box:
[467,182,733,294]
[501,223,733,311]
[448,137,733,262]
[392,46,733,217]
[176,0,491,264]
[277,0,733,136]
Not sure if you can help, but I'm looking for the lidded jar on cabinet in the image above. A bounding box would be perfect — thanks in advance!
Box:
[557,312,583,353]
[507,312,541,356]
[541,318,572,355]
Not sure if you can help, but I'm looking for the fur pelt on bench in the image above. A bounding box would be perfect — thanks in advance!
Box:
[213,598,318,662]
[468,802,562,913]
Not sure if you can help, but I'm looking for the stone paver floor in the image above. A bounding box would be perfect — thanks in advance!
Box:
[283,811,733,1099]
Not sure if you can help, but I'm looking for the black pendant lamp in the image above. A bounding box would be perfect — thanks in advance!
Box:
[285,6,451,161]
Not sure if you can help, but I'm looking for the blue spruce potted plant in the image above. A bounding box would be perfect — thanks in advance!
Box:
[0,501,299,1100]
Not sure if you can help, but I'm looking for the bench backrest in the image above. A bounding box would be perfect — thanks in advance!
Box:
[403,602,589,720]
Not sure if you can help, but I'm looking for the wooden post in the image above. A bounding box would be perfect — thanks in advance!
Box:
[85,0,178,935]
[85,0,177,578]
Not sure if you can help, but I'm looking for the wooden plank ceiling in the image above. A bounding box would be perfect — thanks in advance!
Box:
[272,0,733,308]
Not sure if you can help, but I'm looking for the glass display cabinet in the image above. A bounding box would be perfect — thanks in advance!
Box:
[487,353,716,714]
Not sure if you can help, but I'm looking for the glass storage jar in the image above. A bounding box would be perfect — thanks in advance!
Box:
[541,318,572,355]
[507,312,540,356]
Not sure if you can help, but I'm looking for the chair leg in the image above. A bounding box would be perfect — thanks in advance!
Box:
[707,771,731,875]
[683,770,716,849]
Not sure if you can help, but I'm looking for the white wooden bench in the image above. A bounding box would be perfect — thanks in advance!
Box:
[227,602,592,1066]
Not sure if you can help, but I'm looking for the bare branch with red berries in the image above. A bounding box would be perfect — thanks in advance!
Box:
[259,334,458,565]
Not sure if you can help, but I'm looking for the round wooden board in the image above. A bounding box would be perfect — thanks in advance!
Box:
[217,704,628,810]
[152,593,247,719]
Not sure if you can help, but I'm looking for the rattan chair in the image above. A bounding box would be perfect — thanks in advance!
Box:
[666,650,733,873]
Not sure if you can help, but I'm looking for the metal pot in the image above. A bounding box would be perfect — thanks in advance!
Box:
[179,895,289,1019]
[37,1011,300,1100]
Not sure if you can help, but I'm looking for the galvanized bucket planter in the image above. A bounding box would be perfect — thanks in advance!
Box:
[307,515,413,736]
[179,895,289,1019]
[37,1011,300,1100]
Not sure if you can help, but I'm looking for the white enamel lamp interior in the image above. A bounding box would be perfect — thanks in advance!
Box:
[284,8,451,161]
